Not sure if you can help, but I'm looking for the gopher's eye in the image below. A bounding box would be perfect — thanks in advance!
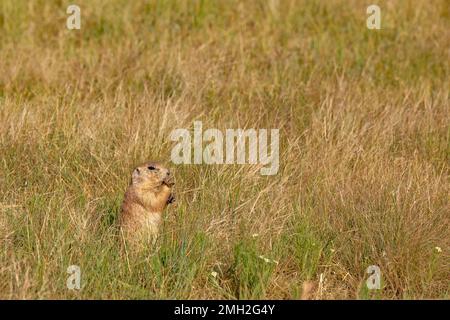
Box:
[148,166,156,171]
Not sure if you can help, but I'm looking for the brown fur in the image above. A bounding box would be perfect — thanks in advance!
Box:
[119,161,174,247]
[301,281,317,300]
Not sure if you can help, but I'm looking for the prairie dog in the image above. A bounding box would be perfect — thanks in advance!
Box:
[119,161,175,247]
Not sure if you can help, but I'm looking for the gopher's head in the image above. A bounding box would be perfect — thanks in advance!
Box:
[131,161,174,190]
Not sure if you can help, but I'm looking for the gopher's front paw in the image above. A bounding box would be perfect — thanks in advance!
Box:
[163,175,175,187]
[167,193,175,204]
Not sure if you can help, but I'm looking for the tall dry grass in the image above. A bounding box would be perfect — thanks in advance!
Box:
[0,0,448,299]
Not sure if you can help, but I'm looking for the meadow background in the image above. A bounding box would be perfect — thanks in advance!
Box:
[0,0,448,299]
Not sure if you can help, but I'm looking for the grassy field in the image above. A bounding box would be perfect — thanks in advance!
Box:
[0,0,449,299]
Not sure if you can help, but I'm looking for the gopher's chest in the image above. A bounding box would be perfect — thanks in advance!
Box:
[121,202,162,234]
[138,212,162,234]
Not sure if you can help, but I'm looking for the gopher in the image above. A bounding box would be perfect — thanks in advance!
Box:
[119,161,175,247]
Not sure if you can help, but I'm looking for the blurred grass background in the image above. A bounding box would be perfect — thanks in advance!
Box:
[0,0,448,299]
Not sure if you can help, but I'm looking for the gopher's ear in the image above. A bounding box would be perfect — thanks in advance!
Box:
[132,168,141,184]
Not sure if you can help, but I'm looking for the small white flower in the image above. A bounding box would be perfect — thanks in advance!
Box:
[435,247,442,253]
[211,271,218,278]
[258,255,279,265]
[251,233,259,238]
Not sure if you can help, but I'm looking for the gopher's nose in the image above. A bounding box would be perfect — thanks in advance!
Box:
[166,170,171,176]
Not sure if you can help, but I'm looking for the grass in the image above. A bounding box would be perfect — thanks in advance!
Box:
[0,0,449,299]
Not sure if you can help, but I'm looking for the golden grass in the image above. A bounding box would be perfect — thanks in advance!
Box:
[0,0,448,299]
